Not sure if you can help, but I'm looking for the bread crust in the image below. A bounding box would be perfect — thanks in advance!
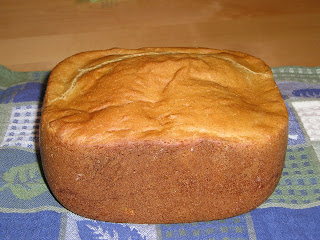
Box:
[40,47,288,223]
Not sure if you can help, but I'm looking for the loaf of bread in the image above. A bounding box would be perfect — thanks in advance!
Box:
[40,47,288,224]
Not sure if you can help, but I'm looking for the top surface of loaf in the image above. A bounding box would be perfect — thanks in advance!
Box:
[42,47,288,144]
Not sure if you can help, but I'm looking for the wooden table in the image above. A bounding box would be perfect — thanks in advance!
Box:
[1,0,319,71]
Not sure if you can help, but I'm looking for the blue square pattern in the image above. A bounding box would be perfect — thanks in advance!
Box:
[160,215,249,240]
[292,88,320,98]
[276,81,320,100]
[1,105,41,149]
[0,211,61,240]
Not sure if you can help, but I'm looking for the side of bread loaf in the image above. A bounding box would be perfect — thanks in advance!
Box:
[40,47,288,223]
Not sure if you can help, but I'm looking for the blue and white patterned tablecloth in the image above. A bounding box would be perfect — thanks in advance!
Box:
[1,65,320,240]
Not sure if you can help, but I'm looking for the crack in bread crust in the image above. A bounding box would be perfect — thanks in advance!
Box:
[51,51,270,104]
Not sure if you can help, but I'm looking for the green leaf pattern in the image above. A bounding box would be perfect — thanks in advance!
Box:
[0,162,48,200]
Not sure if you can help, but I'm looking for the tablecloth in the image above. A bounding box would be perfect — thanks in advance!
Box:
[1,65,320,240]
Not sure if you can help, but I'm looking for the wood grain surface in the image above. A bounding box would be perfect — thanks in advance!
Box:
[0,0,319,71]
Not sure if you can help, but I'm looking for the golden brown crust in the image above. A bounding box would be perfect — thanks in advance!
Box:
[40,47,288,223]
